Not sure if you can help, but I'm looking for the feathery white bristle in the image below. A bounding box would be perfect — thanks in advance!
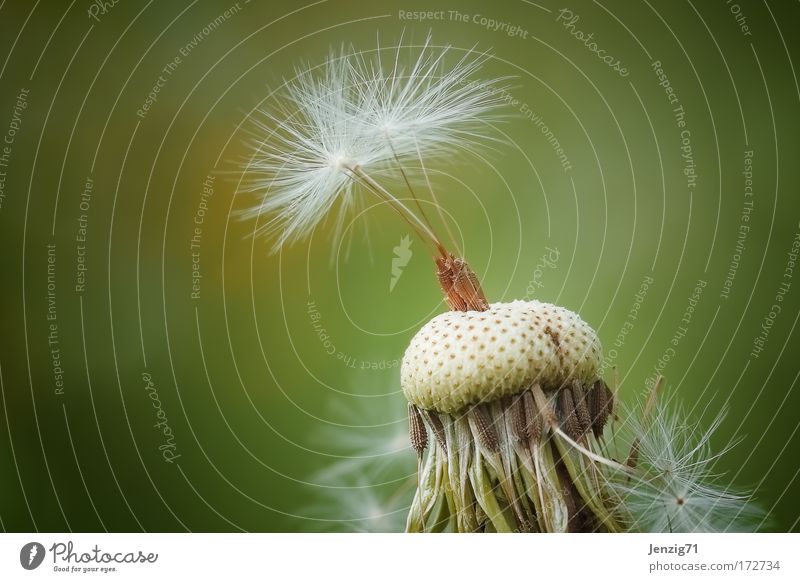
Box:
[240,37,507,250]
[304,392,415,532]
[613,403,764,532]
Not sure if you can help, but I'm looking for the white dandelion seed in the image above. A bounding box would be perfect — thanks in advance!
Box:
[309,391,415,484]
[305,473,414,533]
[304,392,416,532]
[240,35,508,252]
[612,402,764,532]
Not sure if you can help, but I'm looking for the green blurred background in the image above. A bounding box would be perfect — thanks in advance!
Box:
[0,0,798,532]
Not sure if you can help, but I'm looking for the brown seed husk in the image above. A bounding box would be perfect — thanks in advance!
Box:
[571,381,592,438]
[559,387,580,441]
[406,381,622,533]
[589,379,610,438]
[423,410,448,453]
[408,403,428,454]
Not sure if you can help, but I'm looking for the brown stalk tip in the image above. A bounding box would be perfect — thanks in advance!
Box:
[435,253,489,312]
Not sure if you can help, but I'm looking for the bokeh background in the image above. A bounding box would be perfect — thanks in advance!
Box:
[0,0,798,532]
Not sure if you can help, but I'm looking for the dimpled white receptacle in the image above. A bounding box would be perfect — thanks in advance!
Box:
[401,300,602,414]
